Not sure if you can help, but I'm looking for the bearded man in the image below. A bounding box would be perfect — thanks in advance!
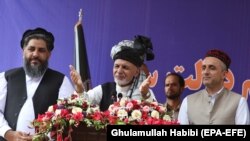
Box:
[163,72,185,121]
[70,40,156,111]
[0,27,74,141]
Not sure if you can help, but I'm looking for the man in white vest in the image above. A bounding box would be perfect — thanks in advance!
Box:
[178,49,250,124]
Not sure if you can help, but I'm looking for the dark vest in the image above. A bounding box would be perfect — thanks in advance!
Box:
[100,82,116,111]
[4,67,64,131]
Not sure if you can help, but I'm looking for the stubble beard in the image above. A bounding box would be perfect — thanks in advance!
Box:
[166,92,181,100]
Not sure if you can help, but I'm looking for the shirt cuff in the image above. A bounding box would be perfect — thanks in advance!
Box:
[0,125,11,138]
[142,92,151,100]
[73,90,84,96]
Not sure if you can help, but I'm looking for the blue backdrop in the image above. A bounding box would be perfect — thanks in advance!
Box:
[0,0,249,106]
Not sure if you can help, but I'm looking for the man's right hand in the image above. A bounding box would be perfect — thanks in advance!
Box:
[4,130,32,141]
[69,65,84,93]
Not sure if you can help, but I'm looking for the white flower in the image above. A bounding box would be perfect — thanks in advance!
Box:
[57,100,63,105]
[131,110,142,120]
[86,106,100,114]
[108,104,119,114]
[151,110,159,119]
[48,105,54,112]
[108,104,115,112]
[119,98,127,107]
[117,109,128,119]
[72,106,83,114]
[92,106,100,112]
[135,99,141,104]
[163,114,171,121]
[68,98,77,104]
[69,119,75,125]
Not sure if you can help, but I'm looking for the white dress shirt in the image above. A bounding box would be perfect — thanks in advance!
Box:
[83,83,156,106]
[0,71,74,137]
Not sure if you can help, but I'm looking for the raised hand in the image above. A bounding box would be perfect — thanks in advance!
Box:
[69,65,84,93]
[148,70,158,88]
[139,74,151,97]
[139,70,158,99]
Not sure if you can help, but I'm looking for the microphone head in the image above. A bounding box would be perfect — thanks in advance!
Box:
[118,93,123,99]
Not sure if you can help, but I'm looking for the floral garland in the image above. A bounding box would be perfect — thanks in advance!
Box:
[31,94,99,141]
[31,94,178,141]
[84,97,179,126]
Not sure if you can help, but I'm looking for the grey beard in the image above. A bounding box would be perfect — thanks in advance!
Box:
[114,77,135,87]
[23,59,48,78]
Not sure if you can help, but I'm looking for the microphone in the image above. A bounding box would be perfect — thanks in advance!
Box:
[117,93,123,101]
[111,92,117,103]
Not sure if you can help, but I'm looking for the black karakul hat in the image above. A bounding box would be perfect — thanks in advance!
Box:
[20,27,54,51]
[205,49,231,70]
[113,47,143,67]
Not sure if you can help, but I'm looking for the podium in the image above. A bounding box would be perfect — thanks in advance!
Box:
[71,124,106,141]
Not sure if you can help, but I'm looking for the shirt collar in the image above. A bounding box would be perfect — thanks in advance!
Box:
[116,83,131,97]
[205,87,224,98]
[164,102,181,112]
[25,72,45,82]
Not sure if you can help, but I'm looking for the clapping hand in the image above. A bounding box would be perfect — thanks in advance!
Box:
[69,65,84,93]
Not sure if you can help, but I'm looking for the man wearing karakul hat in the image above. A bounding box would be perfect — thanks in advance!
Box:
[178,49,250,124]
[0,27,75,140]
[70,40,156,111]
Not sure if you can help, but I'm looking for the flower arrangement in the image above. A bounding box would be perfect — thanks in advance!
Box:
[31,94,99,141]
[31,95,178,141]
[84,97,179,127]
